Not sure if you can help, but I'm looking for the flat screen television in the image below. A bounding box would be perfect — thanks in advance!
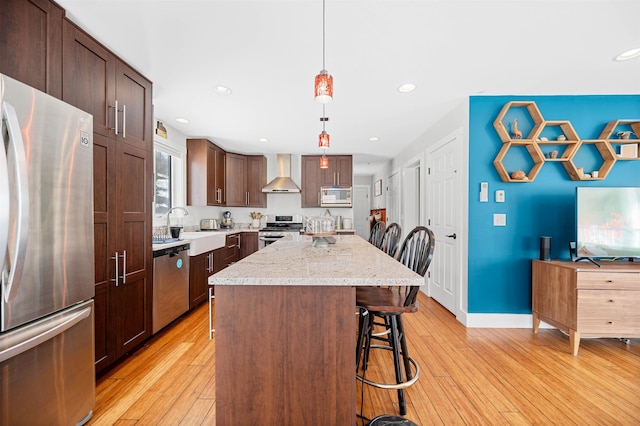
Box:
[576,187,640,260]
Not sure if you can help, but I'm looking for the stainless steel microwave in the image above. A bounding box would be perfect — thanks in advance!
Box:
[320,186,352,207]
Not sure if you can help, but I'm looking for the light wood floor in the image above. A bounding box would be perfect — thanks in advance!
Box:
[89,292,640,425]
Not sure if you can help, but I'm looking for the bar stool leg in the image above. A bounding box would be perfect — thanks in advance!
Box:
[355,307,369,371]
[389,315,407,415]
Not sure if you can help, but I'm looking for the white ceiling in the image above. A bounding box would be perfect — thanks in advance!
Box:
[57,0,640,175]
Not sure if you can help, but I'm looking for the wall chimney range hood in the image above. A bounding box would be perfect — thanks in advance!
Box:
[262,154,301,193]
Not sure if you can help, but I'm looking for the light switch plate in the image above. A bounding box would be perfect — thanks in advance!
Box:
[480,182,488,202]
[493,213,506,226]
[496,190,505,203]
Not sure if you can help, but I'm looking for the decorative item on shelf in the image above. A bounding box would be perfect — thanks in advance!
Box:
[510,170,527,180]
[619,143,639,158]
[314,0,333,103]
[539,136,548,141]
[617,130,635,139]
[511,119,522,139]
[592,170,599,178]
[548,150,559,159]
[155,120,167,138]
[557,135,567,141]
[576,167,584,178]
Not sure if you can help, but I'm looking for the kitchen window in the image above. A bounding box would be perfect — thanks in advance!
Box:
[154,136,185,216]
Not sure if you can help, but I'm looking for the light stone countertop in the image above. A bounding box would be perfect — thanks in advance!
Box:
[208,234,424,287]
[152,228,260,253]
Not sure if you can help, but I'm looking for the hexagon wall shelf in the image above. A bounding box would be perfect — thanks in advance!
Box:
[492,102,639,182]
[534,120,580,161]
[562,140,616,180]
[493,141,545,182]
[493,101,544,142]
[599,119,640,161]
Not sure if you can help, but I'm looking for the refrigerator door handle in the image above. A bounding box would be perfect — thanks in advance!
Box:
[0,304,91,363]
[0,104,9,274]
[1,101,30,303]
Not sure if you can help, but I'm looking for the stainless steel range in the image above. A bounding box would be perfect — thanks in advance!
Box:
[258,215,304,248]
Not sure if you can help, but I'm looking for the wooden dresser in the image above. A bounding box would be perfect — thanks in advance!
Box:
[532,260,640,355]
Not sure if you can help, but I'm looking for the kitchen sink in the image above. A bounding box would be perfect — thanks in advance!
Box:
[180,232,226,256]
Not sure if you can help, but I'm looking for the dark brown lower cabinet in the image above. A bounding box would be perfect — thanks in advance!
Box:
[241,232,259,258]
[189,250,217,309]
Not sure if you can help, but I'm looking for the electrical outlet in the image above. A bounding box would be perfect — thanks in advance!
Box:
[493,213,506,226]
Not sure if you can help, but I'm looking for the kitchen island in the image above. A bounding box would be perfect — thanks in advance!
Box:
[209,234,423,425]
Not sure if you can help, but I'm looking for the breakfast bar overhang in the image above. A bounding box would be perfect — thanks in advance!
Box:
[209,234,424,425]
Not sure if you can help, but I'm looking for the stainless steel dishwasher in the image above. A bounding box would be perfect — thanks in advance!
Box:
[152,243,190,334]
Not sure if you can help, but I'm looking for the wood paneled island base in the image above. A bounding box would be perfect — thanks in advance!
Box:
[215,284,356,425]
[210,235,424,424]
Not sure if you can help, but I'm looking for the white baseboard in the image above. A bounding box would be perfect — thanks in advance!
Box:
[458,312,555,329]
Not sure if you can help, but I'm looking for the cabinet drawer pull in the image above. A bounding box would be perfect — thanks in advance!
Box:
[608,321,614,325]
[608,299,615,303]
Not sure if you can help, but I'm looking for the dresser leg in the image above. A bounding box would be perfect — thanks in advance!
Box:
[532,312,540,334]
[569,329,580,355]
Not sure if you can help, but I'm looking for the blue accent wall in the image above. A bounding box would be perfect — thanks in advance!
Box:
[468,95,640,314]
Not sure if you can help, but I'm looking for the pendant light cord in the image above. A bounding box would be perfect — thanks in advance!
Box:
[322,0,326,71]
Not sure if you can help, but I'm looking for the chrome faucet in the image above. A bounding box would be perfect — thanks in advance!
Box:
[166,206,189,231]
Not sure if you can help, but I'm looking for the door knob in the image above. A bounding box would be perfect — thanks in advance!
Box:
[445,233,457,239]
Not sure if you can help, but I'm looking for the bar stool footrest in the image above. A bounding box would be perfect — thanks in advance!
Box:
[357,345,420,390]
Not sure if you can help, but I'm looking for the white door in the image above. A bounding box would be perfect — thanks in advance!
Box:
[353,185,370,239]
[402,163,420,236]
[426,132,461,315]
[386,171,400,225]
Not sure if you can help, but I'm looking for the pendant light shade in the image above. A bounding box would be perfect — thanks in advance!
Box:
[314,0,333,103]
[314,71,333,103]
[318,130,330,148]
[319,155,329,169]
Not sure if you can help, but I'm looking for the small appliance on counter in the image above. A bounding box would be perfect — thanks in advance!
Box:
[200,218,220,230]
[221,211,234,229]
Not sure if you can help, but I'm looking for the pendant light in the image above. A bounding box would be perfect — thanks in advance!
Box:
[314,0,333,103]
[318,105,330,148]
[320,152,329,169]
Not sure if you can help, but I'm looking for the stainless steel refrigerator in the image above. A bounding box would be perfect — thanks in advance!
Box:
[0,74,95,425]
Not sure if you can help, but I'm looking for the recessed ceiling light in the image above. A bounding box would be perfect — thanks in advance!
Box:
[258,137,269,143]
[369,136,380,142]
[214,85,232,95]
[175,117,190,124]
[613,47,640,62]
[397,83,416,93]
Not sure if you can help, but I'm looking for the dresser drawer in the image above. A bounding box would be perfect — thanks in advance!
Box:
[577,290,640,335]
[577,271,640,290]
